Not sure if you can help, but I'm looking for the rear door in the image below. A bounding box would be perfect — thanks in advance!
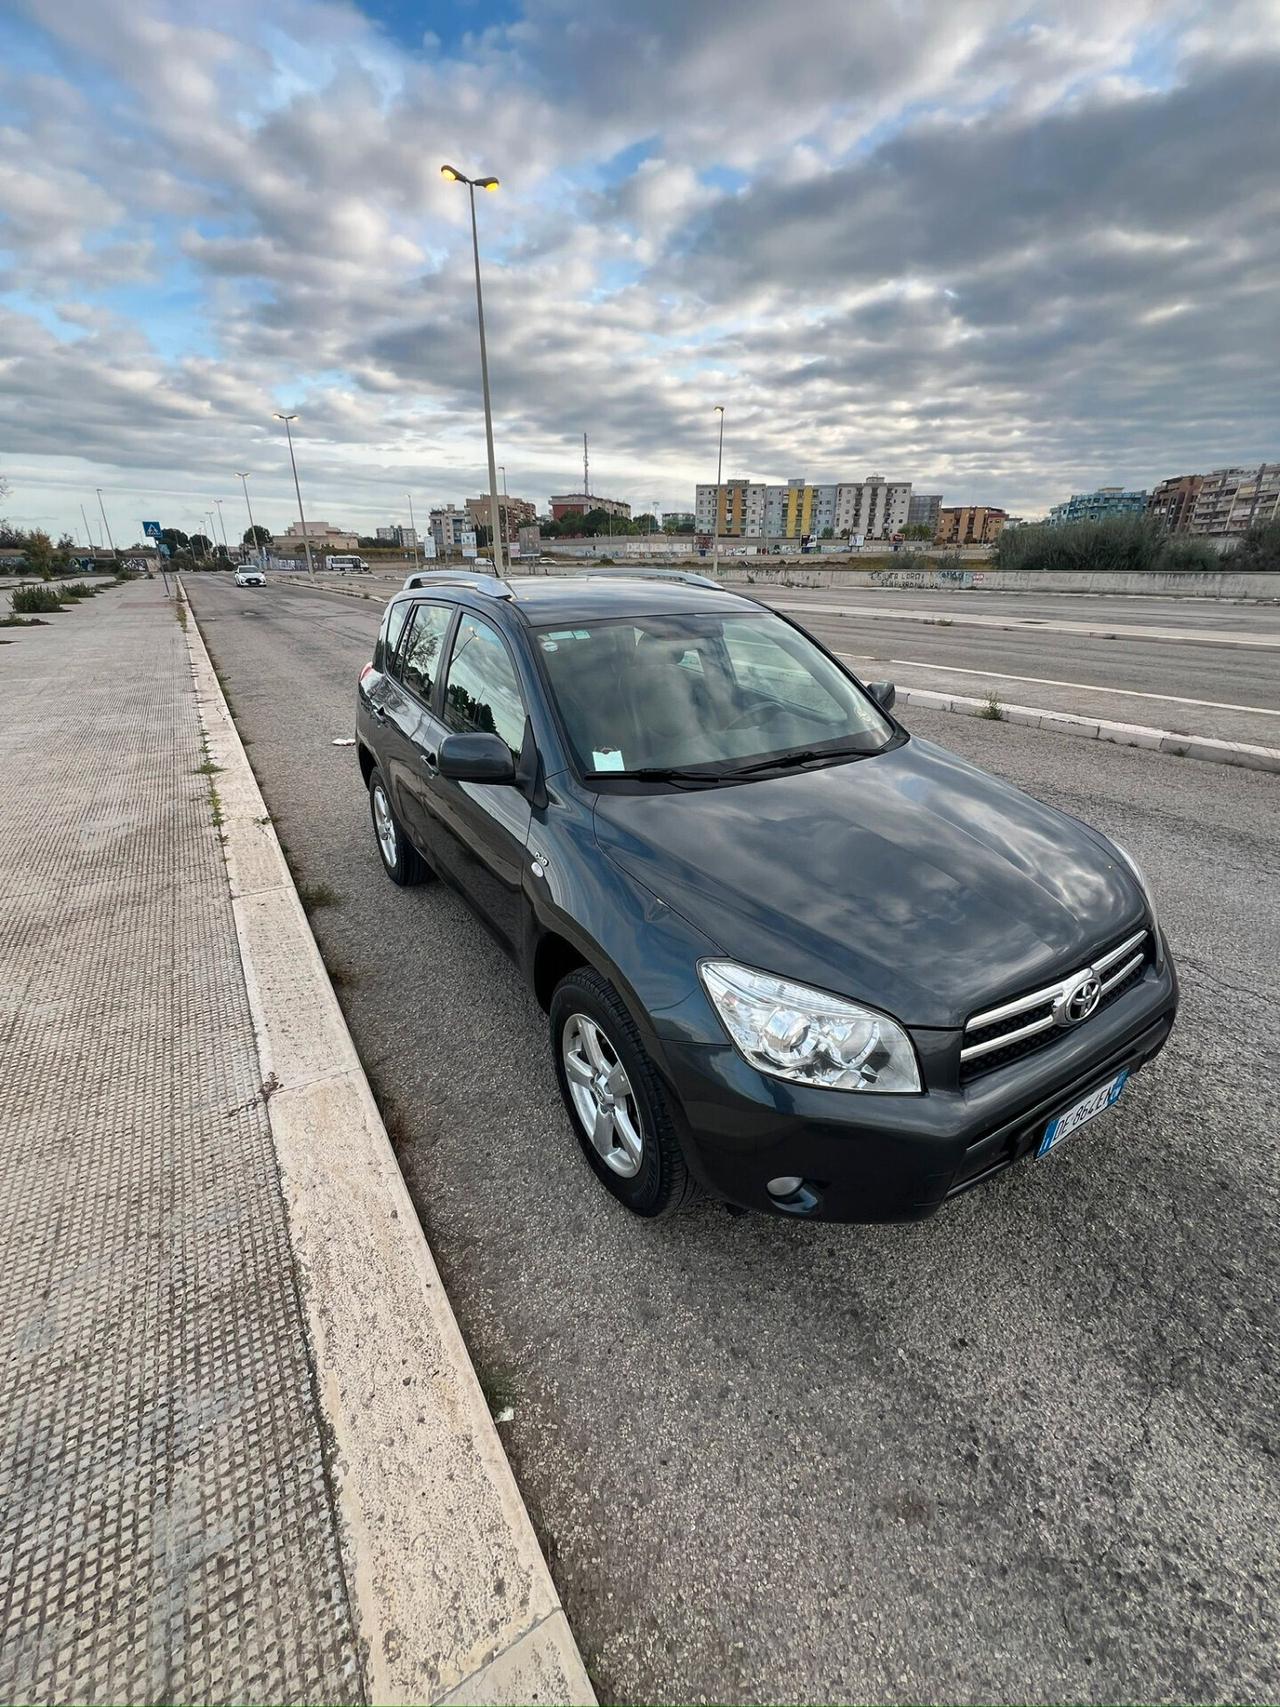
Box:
[430,611,532,950]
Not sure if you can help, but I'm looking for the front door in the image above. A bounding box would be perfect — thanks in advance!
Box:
[432,611,532,951]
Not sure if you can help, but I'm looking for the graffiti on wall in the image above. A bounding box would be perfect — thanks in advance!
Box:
[870,567,974,590]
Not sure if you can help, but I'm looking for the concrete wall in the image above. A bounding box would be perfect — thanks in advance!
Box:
[711,563,1280,600]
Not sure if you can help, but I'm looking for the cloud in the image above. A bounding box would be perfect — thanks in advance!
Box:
[0,0,1278,537]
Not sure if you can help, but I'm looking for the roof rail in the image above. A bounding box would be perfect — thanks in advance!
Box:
[402,568,512,599]
[579,567,723,590]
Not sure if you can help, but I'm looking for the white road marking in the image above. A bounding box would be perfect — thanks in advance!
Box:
[836,655,1280,719]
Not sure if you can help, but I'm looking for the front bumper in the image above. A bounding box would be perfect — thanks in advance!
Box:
[656,953,1178,1222]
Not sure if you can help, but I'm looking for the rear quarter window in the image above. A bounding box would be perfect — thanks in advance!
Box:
[376,600,412,671]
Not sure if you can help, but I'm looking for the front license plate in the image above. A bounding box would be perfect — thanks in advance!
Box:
[1038,1068,1129,1158]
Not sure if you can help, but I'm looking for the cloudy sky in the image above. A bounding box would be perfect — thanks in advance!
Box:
[2,0,1278,545]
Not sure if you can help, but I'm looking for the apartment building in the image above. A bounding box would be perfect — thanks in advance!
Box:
[907,492,942,534]
[376,525,418,548]
[429,506,476,554]
[1146,476,1203,534]
[466,494,536,546]
[695,474,911,540]
[1187,464,1280,537]
[834,478,911,540]
[1048,487,1149,525]
[549,493,631,521]
[273,520,357,551]
[937,506,1008,546]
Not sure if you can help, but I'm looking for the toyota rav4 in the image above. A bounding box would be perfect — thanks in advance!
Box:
[355,570,1177,1222]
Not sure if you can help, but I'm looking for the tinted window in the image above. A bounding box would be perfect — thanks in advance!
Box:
[399,603,452,703]
[442,615,526,758]
[379,600,411,670]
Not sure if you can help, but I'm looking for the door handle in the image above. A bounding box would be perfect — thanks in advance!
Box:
[419,749,438,770]
[371,703,388,721]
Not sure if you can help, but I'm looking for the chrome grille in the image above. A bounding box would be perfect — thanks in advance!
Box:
[960,930,1148,1080]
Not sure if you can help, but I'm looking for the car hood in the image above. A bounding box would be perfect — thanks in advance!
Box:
[591,735,1143,1029]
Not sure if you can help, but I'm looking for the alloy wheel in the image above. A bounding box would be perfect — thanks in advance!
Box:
[372,783,398,867]
[561,1013,644,1178]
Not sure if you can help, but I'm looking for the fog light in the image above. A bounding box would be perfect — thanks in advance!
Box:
[767,1175,804,1199]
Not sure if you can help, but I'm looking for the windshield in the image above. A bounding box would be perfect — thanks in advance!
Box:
[534,610,895,779]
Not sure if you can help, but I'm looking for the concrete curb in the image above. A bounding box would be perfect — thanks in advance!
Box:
[896,685,1280,773]
[178,584,595,1706]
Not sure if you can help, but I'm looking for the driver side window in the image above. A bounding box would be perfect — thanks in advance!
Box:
[442,614,527,759]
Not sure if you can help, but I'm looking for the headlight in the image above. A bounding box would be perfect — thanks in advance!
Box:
[1111,840,1161,958]
[698,960,921,1093]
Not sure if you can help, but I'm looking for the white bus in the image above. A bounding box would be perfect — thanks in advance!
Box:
[324,554,368,574]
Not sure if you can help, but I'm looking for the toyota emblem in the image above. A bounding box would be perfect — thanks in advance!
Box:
[1055,969,1102,1027]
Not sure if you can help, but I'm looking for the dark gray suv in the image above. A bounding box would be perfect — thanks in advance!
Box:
[355,570,1176,1222]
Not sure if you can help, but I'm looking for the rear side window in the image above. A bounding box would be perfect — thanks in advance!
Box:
[398,603,452,703]
[442,614,526,758]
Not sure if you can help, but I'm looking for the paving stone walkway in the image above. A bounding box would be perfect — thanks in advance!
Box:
[0,584,365,1703]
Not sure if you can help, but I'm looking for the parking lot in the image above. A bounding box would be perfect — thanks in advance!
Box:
[187,573,1278,1706]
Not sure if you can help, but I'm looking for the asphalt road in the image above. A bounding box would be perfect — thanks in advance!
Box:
[187,574,1279,1706]
[754,584,1280,633]
[249,569,1280,747]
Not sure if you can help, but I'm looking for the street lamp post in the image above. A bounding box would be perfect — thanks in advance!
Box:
[441,163,504,574]
[274,413,314,576]
[406,491,420,570]
[96,488,118,565]
[237,472,260,565]
[213,498,229,557]
[80,503,96,560]
[711,405,725,579]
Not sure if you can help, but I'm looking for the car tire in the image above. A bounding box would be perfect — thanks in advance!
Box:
[368,767,428,886]
[550,967,699,1218]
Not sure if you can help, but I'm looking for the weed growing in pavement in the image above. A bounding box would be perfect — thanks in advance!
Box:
[475,1364,519,1422]
[11,585,64,614]
[978,690,1005,720]
[297,879,340,913]
[192,758,224,776]
[0,615,47,627]
[208,784,225,830]
[255,813,271,826]
[925,616,954,627]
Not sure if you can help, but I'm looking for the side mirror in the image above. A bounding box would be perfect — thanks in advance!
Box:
[867,680,896,712]
[437,730,516,784]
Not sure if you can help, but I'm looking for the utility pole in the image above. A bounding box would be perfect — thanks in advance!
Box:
[407,491,420,569]
[237,472,260,565]
[213,498,229,556]
[583,433,589,498]
[80,503,96,561]
[711,405,725,579]
[274,414,314,576]
[96,488,118,565]
[440,165,504,574]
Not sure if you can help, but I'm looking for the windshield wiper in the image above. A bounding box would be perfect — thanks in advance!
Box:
[601,765,734,787]
[720,743,871,778]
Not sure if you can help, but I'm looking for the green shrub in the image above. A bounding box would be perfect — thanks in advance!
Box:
[1229,519,1280,573]
[995,516,1218,575]
[11,584,64,614]
[59,582,97,599]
